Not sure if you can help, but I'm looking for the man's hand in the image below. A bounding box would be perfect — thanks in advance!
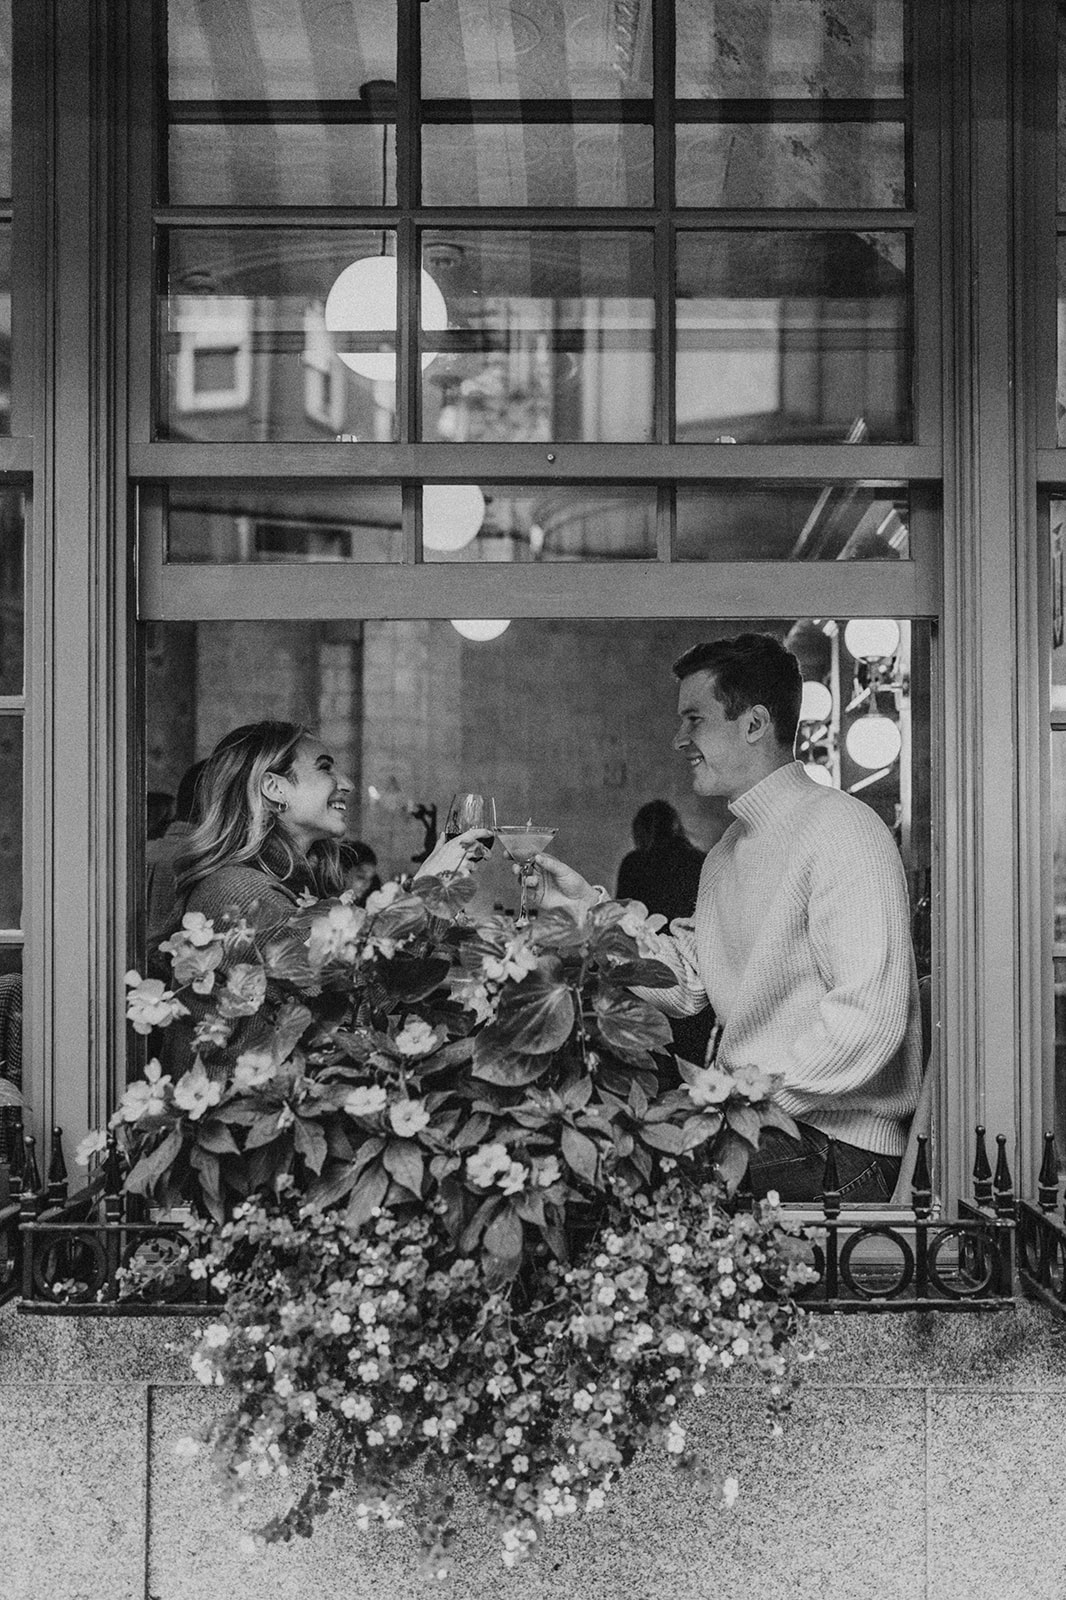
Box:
[415,827,494,881]
[528,854,600,918]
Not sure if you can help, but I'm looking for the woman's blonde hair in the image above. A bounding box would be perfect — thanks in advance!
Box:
[174,721,344,899]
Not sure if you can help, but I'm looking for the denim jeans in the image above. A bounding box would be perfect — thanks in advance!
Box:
[746,1121,901,1204]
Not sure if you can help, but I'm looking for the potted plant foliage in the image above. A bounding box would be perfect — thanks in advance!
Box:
[90,876,818,1575]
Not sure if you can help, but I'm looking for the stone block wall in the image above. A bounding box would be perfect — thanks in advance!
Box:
[3,1302,1066,1600]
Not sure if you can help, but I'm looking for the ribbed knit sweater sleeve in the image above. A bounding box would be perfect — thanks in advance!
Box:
[781,800,912,1102]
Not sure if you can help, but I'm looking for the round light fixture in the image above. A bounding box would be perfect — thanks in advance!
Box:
[324,258,448,382]
[422,485,486,552]
[843,618,901,662]
[845,714,902,770]
[450,619,511,642]
[804,763,834,788]
[800,681,833,724]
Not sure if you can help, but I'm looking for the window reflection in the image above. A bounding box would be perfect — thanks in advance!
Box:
[421,0,652,99]
[676,485,909,561]
[676,230,911,444]
[675,0,904,100]
[159,231,402,442]
[421,486,656,562]
[165,486,402,565]
[421,231,655,445]
[676,123,906,210]
[422,123,654,209]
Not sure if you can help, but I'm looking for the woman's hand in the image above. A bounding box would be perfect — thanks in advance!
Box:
[415,827,494,881]
[527,854,600,917]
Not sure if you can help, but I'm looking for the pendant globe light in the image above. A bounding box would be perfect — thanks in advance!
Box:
[324,88,448,384]
[422,484,486,552]
[325,258,447,383]
[450,619,511,641]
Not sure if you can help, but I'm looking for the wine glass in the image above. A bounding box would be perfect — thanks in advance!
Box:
[495,823,559,924]
[444,792,497,839]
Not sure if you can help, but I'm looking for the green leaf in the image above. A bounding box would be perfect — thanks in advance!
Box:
[124,1126,185,1197]
[638,1121,688,1154]
[514,1190,547,1226]
[561,1124,601,1186]
[0,1078,23,1108]
[592,989,673,1057]
[372,895,430,941]
[344,1161,389,1231]
[246,1140,287,1192]
[601,959,678,988]
[293,1115,328,1175]
[471,1038,550,1088]
[189,1144,224,1222]
[378,955,451,1004]
[245,1110,285,1150]
[261,933,318,986]
[528,909,586,949]
[305,1159,362,1210]
[382,1139,424,1197]
[482,1207,524,1284]
[271,1001,314,1064]
[411,875,477,917]
[715,1131,752,1193]
[725,1102,766,1148]
[681,1112,723,1150]
[486,970,575,1055]
[627,1079,650,1119]
[460,1196,502,1254]
[195,1120,239,1156]
[758,1101,801,1139]
[452,1113,493,1150]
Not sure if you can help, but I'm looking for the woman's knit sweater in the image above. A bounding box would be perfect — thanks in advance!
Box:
[642,762,923,1157]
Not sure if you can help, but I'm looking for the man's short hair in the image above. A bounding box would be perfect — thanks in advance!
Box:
[672,633,803,747]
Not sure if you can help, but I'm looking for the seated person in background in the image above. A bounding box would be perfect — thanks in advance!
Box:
[338,839,383,907]
[535,633,923,1204]
[616,799,704,923]
[616,799,712,1081]
[146,758,207,946]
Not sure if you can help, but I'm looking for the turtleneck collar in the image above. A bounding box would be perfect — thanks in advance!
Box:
[728,760,812,829]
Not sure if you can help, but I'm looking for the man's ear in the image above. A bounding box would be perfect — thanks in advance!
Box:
[744,704,773,744]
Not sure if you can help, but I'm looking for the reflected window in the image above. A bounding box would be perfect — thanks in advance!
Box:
[677,485,909,561]
[421,486,656,562]
[676,231,911,445]
[165,486,403,565]
[421,231,655,445]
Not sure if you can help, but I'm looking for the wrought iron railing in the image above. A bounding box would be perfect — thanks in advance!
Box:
[0,1123,1047,1318]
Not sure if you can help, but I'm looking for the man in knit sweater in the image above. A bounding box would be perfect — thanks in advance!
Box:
[536,632,923,1202]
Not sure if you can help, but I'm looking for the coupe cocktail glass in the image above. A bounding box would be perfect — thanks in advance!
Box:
[495,824,558,924]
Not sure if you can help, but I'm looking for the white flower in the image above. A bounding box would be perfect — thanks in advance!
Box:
[665,1422,686,1455]
[124,972,188,1035]
[393,1018,442,1059]
[388,1099,430,1138]
[663,1331,687,1355]
[586,1488,606,1512]
[616,902,669,958]
[173,1435,200,1460]
[511,1454,529,1475]
[732,1336,750,1357]
[178,912,216,948]
[111,1058,172,1124]
[721,1475,740,1509]
[498,1159,526,1195]
[344,1085,388,1118]
[718,1277,736,1298]
[203,1322,230,1348]
[482,937,539,985]
[533,1154,562,1187]
[173,1060,223,1122]
[364,880,403,915]
[465,1142,513,1188]
[74,1128,108,1167]
[685,1064,733,1108]
[504,1426,523,1447]
[572,1391,593,1413]
[340,1396,373,1421]
[764,1189,781,1208]
[366,1429,384,1447]
[383,1413,403,1438]
[330,1310,352,1336]
[452,976,495,1024]
[232,1050,275,1091]
[421,1417,439,1438]
[306,901,367,966]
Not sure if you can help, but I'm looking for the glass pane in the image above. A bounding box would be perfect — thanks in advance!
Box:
[145,617,928,936]
[0,714,21,928]
[168,0,396,101]
[169,122,397,208]
[676,230,911,444]
[676,122,905,209]
[0,488,23,692]
[1052,501,1066,715]
[0,225,11,439]
[421,231,655,444]
[0,1,11,198]
[422,123,654,208]
[166,2,396,207]
[1054,243,1066,447]
[165,485,403,565]
[420,485,656,562]
[158,230,402,443]
[676,485,909,560]
[421,0,652,99]
[676,0,905,99]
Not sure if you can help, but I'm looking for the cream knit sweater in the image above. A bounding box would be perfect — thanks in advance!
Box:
[643,761,923,1157]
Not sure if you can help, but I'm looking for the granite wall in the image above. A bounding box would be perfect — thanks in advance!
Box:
[2,1302,1066,1600]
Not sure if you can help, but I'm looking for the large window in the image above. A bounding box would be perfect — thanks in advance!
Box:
[134,0,941,1172]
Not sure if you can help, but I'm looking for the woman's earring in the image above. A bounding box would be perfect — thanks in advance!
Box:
[273,799,288,815]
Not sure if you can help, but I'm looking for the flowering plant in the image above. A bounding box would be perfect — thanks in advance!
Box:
[102,876,818,1574]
